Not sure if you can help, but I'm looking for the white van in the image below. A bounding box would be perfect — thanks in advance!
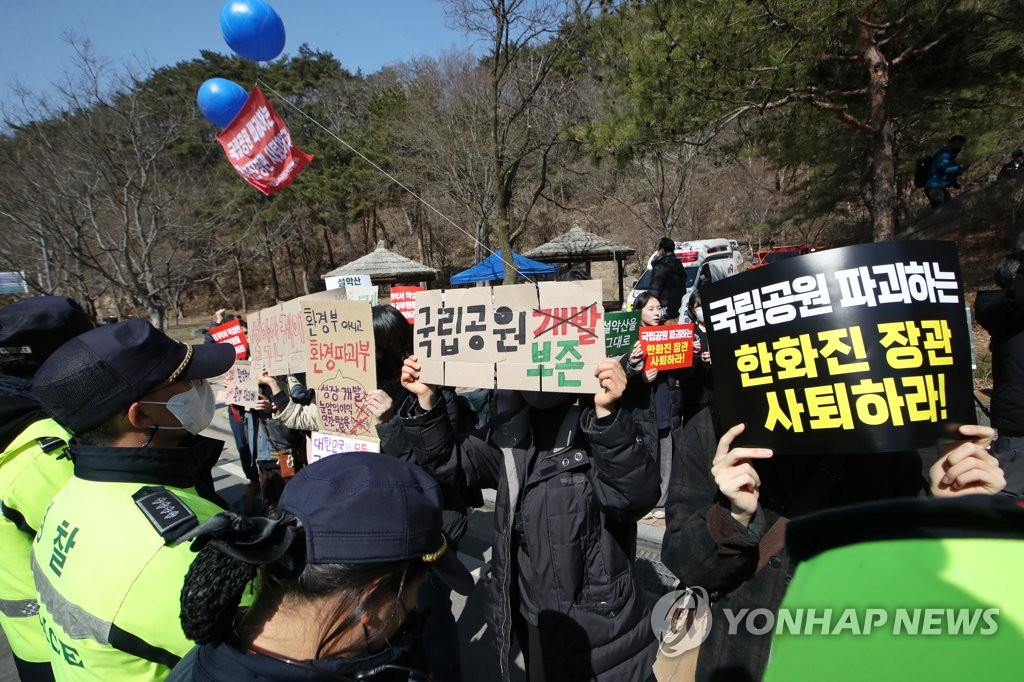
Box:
[624,238,743,312]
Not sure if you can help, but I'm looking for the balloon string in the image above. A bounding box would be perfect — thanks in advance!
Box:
[256,79,535,284]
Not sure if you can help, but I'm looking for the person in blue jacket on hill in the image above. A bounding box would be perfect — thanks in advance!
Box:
[925,134,967,207]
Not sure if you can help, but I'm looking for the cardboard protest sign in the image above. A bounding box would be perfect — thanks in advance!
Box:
[247,300,302,375]
[703,240,973,454]
[345,285,379,305]
[248,289,348,376]
[302,299,377,441]
[640,323,695,371]
[222,360,260,408]
[325,274,371,290]
[208,319,249,360]
[216,86,313,196]
[389,286,423,324]
[604,311,641,357]
[307,431,381,464]
[414,280,605,393]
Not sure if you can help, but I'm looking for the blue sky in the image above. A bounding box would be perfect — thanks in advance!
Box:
[0,1,475,114]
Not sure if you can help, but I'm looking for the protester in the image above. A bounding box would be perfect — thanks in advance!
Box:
[0,296,94,682]
[649,237,686,323]
[679,290,715,423]
[997,148,1024,180]
[247,380,305,505]
[660,408,1006,682]
[400,355,660,681]
[204,312,258,496]
[975,250,1024,495]
[924,134,968,208]
[622,292,683,521]
[29,319,236,680]
[260,303,472,681]
[170,453,474,681]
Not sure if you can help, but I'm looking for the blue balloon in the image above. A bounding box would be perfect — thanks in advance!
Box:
[196,78,250,128]
[220,0,286,62]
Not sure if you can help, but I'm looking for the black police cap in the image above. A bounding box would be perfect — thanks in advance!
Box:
[32,319,236,435]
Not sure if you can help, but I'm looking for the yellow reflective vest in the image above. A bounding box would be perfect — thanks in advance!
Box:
[32,442,225,682]
[0,417,73,664]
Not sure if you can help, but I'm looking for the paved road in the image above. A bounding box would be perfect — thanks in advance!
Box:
[1,406,674,680]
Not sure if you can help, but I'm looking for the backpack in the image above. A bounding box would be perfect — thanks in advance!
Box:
[913,155,933,188]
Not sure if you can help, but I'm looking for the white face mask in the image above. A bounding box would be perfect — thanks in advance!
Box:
[694,307,705,324]
[142,380,216,435]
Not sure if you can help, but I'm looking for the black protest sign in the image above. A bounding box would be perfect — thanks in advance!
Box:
[703,241,972,454]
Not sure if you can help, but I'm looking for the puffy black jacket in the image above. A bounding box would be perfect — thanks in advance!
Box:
[648,253,687,318]
[976,280,1024,434]
[621,357,684,458]
[401,395,660,681]
[662,408,929,682]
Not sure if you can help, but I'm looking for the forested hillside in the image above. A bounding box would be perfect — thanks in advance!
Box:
[1,0,1022,325]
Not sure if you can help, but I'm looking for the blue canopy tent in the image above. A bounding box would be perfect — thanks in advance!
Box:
[450,249,559,284]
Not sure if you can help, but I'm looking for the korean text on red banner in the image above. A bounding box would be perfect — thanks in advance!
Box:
[389,286,423,324]
[640,323,695,371]
[216,86,313,196]
[703,240,972,455]
[208,319,249,360]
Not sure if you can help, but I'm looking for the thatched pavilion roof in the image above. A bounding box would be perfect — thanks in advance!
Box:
[525,226,636,262]
[322,241,438,285]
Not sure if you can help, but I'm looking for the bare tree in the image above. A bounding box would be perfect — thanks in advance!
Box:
[443,0,588,282]
[0,39,235,327]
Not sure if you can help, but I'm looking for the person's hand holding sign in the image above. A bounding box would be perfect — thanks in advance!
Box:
[401,355,437,411]
[364,389,394,423]
[594,358,627,419]
[930,424,1005,496]
[711,423,773,527]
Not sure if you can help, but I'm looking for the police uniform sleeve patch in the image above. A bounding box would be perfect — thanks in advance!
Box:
[132,487,199,544]
[36,436,67,453]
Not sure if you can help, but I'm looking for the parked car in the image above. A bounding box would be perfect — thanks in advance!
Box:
[624,238,743,311]
[750,244,828,269]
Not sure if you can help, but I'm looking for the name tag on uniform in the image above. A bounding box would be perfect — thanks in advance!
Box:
[132,486,198,544]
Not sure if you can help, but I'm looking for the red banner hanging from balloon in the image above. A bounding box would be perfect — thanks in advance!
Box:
[216,86,313,196]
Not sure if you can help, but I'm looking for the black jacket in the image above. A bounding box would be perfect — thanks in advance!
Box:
[621,356,684,459]
[661,407,929,682]
[376,383,479,545]
[401,395,660,681]
[976,281,1024,434]
[648,254,687,318]
[679,324,714,422]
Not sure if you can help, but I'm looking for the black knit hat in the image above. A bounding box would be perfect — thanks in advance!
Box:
[32,318,236,434]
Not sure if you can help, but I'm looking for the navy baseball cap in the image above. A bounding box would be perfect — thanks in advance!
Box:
[279,453,474,596]
[0,296,94,370]
[32,318,236,434]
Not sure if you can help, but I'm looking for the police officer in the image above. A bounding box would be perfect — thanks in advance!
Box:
[29,319,236,681]
[0,297,94,681]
